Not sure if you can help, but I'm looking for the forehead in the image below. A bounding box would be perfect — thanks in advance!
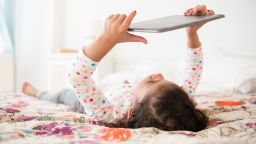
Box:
[147,80,174,94]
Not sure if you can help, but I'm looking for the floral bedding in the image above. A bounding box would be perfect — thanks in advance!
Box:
[0,92,256,144]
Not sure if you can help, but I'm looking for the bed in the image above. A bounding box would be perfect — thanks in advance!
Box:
[0,92,256,144]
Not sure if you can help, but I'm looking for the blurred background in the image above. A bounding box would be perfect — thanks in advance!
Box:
[0,0,256,93]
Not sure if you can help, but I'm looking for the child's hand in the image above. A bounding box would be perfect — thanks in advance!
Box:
[100,11,147,45]
[184,4,215,16]
[185,5,215,34]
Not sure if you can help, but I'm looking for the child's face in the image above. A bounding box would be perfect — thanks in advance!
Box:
[131,73,175,106]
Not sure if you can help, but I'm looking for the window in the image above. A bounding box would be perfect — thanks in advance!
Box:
[0,0,14,53]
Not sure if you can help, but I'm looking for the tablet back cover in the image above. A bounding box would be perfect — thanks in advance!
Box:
[128,14,225,33]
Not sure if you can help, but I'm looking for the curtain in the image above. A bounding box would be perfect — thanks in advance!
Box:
[0,0,14,53]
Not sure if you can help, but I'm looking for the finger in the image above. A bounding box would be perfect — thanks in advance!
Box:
[118,14,127,24]
[192,5,200,16]
[184,8,193,16]
[127,33,148,44]
[111,14,120,22]
[122,11,137,29]
[197,7,204,16]
[201,5,208,15]
[194,5,205,16]
[202,5,207,11]
[207,9,215,15]
[107,14,114,20]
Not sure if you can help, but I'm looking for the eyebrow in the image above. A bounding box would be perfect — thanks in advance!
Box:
[146,80,158,89]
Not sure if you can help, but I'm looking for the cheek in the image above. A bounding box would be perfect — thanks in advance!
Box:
[135,80,146,91]
[132,82,147,102]
[134,84,143,96]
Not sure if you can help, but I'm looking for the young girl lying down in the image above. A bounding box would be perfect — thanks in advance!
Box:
[23,5,214,131]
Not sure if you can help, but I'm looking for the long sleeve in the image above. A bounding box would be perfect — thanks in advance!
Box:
[68,49,114,122]
[181,46,203,95]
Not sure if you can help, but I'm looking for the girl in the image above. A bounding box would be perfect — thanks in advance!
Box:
[23,5,212,131]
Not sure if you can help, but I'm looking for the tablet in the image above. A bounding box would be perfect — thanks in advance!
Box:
[128,14,225,33]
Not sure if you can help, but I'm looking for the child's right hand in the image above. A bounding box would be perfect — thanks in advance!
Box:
[100,11,147,45]
[185,5,214,34]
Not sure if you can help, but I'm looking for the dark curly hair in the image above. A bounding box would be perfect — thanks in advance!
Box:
[111,84,209,132]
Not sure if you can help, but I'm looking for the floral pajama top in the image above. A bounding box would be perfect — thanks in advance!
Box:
[68,46,203,123]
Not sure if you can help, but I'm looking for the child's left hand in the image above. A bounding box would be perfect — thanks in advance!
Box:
[100,11,147,45]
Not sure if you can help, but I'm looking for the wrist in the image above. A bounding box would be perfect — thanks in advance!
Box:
[187,31,198,37]
[98,34,117,46]
[187,31,201,49]
[84,34,117,62]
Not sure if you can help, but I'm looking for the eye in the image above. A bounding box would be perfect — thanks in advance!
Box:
[147,80,155,84]
[149,75,156,80]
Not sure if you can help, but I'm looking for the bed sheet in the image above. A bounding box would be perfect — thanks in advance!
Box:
[0,92,256,144]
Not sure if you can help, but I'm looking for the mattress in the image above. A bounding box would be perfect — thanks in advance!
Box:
[0,92,256,144]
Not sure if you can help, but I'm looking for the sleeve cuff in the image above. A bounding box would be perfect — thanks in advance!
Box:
[186,46,202,55]
[78,48,99,66]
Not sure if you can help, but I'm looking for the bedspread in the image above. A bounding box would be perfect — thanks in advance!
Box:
[0,92,256,144]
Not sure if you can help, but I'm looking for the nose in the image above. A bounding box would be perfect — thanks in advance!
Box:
[152,73,164,80]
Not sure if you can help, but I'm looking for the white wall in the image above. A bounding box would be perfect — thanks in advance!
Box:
[14,0,256,91]
[60,0,256,57]
[0,54,14,92]
[15,0,54,91]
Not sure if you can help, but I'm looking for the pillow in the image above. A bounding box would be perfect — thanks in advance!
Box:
[235,77,256,94]
[234,69,256,94]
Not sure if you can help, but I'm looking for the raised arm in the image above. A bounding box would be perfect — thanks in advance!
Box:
[68,11,147,122]
[181,5,213,94]
[181,32,203,95]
